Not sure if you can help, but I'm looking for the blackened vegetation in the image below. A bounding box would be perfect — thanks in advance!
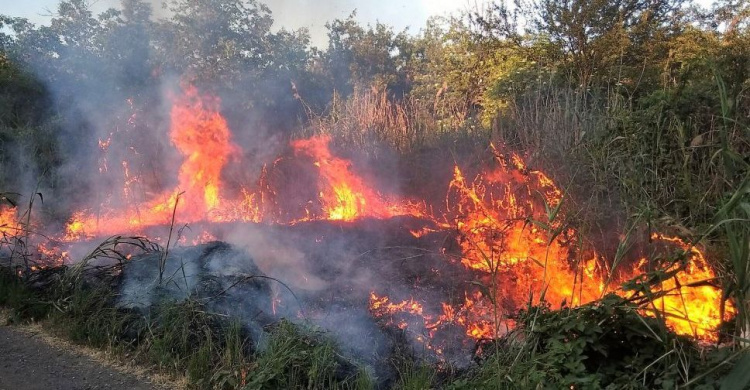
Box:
[117,218,480,371]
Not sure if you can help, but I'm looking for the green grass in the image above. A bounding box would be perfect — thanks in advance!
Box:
[1,234,748,389]
[244,320,369,389]
[394,361,435,390]
[0,260,376,389]
[0,267,50,322]
[447,295,742,389]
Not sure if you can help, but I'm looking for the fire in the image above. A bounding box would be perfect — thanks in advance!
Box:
[35,242,69,266]
[63,85,248,239]
[369,292,449,352]
[441,157,731,341]
[409,226,439,238]
[0,205,18,237]
[290,136,427,221]
[52,86,732,347]
[635,233,734,341]
[369,151,731,344]
[370,292,425,316]
[2,205,69,270]
[170,84,237,219]
[369,290,512,341]
[447,156,603,310]
[457,291,511,339]
[62,88,427,240]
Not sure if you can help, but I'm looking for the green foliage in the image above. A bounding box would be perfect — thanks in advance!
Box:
[722,352,750,390]
[451,295,736,389]
[0,267,50,322]
[0,259,374,390]
[394,361,435,390]
[714,173,750,343]
[408,15,497,129]
[325,13,413,95]
[0,59,60,191]
[245,320,369,390]
[159,0,274,81]
[534,0,683,88]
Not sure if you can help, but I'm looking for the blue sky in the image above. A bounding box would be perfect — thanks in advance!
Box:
[1,0,483,46]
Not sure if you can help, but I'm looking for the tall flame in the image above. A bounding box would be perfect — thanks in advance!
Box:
[64,85,242,239]
[52,87,732,344]
[170,85,237,220]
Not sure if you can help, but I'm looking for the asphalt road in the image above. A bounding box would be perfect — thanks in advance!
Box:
[0,324,162,390]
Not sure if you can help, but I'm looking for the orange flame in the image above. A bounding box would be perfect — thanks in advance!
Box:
[56,87,732,345]
[370,149,731,343]
[447,159,602,310]
[169,85,237,220]
[634,233,734,341]
[63,85,245,239]
[63,90,426,240]
[291,136,427,221]
[0,205,18,237]
[439,156,731,342]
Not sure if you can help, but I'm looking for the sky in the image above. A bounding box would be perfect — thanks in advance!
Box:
[1,0,487,46]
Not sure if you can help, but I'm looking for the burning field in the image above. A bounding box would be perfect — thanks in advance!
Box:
[0,84,734,367]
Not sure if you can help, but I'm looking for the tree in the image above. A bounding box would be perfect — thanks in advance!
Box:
[155,0,274,85]
[324,13,414,96]
[531,0,685,88]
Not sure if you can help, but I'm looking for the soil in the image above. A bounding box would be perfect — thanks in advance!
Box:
[0,321,171,390]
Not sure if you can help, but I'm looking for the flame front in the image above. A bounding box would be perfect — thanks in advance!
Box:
[371,152,733,343]
[634,233,734,341]
[170,85,237,220]
[63,87,427,240]
[51,87,733,346]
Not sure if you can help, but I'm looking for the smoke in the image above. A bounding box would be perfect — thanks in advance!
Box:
[0,0,586,372]
[220,223,399,365]
[113,215,481,376]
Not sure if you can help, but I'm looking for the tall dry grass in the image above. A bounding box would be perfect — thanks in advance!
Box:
[300,87,487,154]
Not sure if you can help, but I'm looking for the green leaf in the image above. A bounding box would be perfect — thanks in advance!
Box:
[721,352,750,390]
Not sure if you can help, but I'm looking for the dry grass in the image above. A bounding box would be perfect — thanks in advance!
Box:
[300,87,486,155]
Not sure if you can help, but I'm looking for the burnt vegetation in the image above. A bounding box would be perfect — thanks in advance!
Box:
[0,0,749,389]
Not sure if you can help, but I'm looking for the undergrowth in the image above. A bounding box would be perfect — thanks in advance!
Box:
[449,295,738,390]
[0,264,372,389]
[1,262,748,389]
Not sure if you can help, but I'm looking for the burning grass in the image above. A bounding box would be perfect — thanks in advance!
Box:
[0,259,744,390]
[46,86,732,344]
[0,85,745,389]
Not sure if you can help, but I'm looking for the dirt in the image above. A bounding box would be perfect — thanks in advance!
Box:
[0,322,172,390]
